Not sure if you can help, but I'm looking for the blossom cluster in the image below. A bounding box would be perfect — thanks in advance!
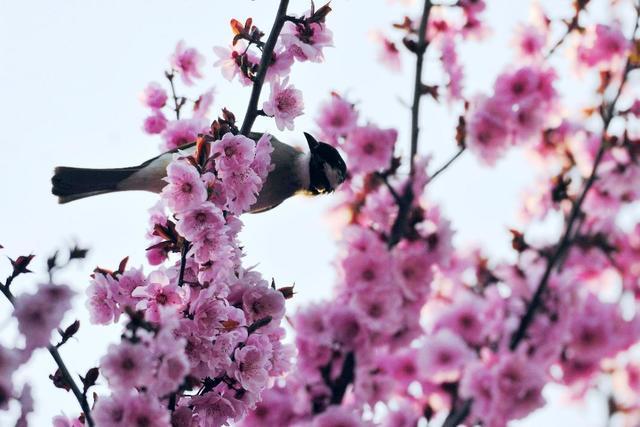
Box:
[83,129,299,426]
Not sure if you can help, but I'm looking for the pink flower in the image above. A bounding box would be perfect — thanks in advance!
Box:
[223,169,264,215]
[241,386,297,426]
[162,118,207,151]
[492,352,546,420]
[14,284,73,350]
[327,305,365,350]
[313,406,363,427]
[343,251,393,292]
[494,66,555,105]
[86,274,120,324]
[371,30,402,72]
[513,25,546,59]
[441,38,464,101]
[212,133,257,175]
[418,330,472,383]
[293,303,333,344]
[251,133,275,181]
[466,95,511,165]
[344,125,397,174]
[233,345,270,393]
[170,41,204,86]
[213,43,258,86]
[152,350,190,396]
[52,415,84,427]
[434,296,487,346]
[281,20,333,63]
[124,393,171,427]
[140,82,167,109]
[459,360,495,421]
[132,270,184,322]
[161,161,208,213]
[143,110,168,134]
[190,393,236,426]
[577,24,629,68]
[352,288,403,333]
[193,88,216,119]
[176,202,226,242]
[93,393,128,426]
[265,47,295,82]
[262,77,304,131]
[384,348,420,388]
[393,241,434,300]
[114,268,146,310]
[242,285,286,323]
[316,93,358,144]
[100,342,153,391]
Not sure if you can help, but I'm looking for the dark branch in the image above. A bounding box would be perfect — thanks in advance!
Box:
[386,0,432,248]
[409,0,432,177]
[442,398,472,427]
[240,0,290,136]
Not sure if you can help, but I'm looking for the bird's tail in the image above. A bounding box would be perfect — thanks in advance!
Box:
[51,166,140,204]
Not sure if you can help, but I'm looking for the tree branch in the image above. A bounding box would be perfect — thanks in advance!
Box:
[240,0,290,136]
[165,71,184,120]
[409,0,432,178]
[509,8,639,351]
[387,0,432,248]
[0,284,94,427]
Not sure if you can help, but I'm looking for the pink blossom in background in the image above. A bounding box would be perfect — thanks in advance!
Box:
[440,35,464,100]
[143,110,168,134]
[140,82,168,109]
[576,24,630,69]
[514,25,546,59]
[100,341,153,391]
[344,125,397,173]
[262,77,304,131]
[170,41,205,86]
[371,30,402,72]
[315,93,358,144]
[14,284,73,351]
[193,88,216,119]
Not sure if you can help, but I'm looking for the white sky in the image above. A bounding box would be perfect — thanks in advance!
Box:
[0,0,624,425]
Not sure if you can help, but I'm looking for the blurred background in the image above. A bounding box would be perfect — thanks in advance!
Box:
[0,0,621,424]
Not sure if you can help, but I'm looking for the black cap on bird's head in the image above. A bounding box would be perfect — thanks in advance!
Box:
[304,132,347,194]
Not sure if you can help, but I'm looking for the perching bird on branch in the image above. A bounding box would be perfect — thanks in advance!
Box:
[51,132,347,213]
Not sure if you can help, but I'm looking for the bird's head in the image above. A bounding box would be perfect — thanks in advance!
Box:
[305,132,347,194]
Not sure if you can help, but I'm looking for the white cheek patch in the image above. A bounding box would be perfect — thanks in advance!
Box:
[323,163,342,190]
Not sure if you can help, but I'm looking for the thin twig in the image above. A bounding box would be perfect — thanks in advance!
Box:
[428,148,465,182]
[166,72,184,120]
[240,0,290,136]
[0,284,94,427]
[177,241,190,287]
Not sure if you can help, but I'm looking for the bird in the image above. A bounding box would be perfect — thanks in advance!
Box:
[51,132,347,213]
